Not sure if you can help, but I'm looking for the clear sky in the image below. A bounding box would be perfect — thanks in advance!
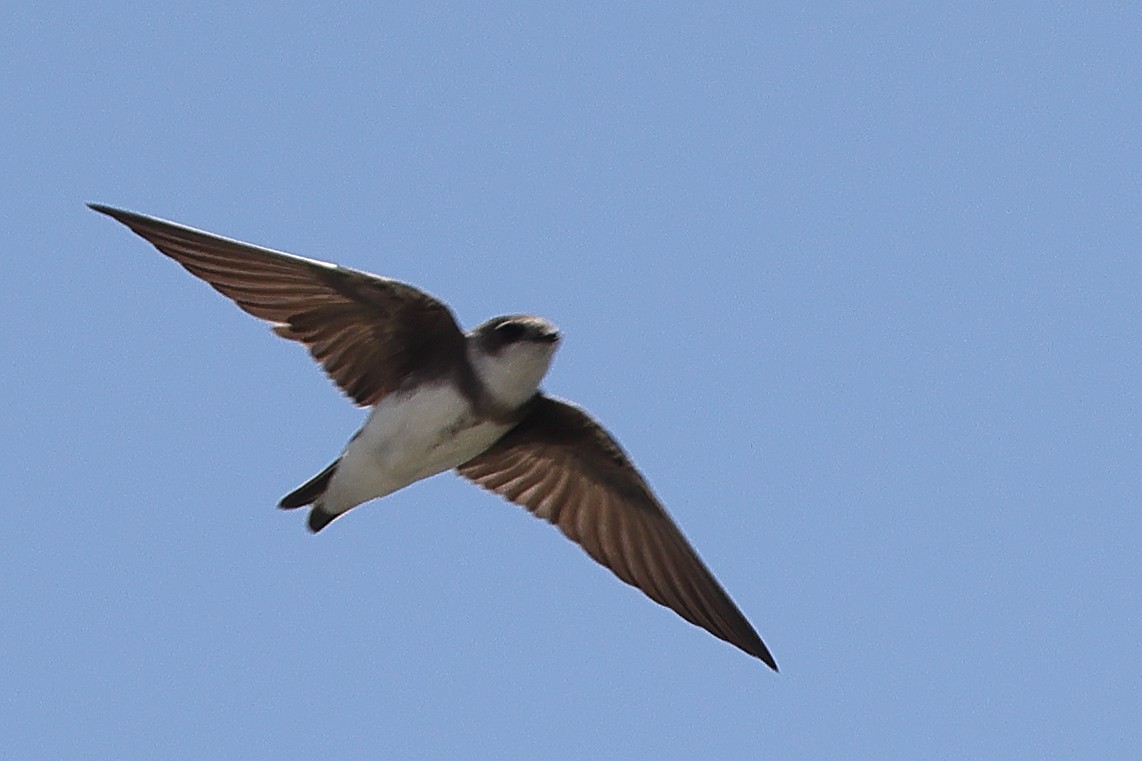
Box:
[3,2,1139,759]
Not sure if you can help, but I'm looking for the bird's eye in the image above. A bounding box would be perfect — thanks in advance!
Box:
[495,322,526,341]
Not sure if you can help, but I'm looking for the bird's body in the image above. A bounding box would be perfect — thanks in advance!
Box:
[347,385,503,500]
[310,382,518,528]
[90,203,778,669]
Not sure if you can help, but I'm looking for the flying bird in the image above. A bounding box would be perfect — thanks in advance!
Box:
[89,203,777,670]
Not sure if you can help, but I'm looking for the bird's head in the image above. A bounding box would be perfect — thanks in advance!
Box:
[468,315,561,409]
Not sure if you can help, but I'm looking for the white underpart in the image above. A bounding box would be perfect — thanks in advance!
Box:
[320,383,513,516]
[467,339,558,410]
[319,341,555,517]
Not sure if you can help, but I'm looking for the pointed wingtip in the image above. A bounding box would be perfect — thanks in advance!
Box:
[745,635,779,671]
[87,203,134,225]
[749,641,779,672]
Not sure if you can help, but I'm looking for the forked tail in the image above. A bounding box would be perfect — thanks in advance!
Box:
[279,460,338,509]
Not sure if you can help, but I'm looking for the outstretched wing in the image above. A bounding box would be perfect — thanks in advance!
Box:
[90,204,465,407]
[457,395,777,669]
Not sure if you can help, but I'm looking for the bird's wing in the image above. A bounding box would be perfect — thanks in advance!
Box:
[90,204,466,407]
[456,394,777,668]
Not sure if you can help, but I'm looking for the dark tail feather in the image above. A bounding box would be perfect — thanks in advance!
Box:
[307,507,338,533]
[278,460,339,509]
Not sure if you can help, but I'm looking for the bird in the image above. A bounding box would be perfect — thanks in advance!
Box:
[89,203,778,670]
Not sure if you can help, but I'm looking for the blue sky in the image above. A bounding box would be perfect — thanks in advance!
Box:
[3,2,1140,758]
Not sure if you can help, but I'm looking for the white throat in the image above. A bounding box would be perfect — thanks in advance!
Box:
[467,340,556,410]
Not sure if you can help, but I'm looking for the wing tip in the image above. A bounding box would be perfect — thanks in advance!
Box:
[87,202,149,229]
[754,644,779,672]
[87,202,118,217]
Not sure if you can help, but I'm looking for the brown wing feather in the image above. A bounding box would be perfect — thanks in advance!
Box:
[90,204,465,406]
[457,395,777,669]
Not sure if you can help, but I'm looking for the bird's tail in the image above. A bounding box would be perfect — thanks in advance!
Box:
[279,460,338,509]
[279,460,343,533]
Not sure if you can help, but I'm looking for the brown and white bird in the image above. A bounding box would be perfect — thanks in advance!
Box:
[89,203,778,669]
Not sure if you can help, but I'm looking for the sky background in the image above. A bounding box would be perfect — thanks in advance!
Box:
[3,2,1140,758]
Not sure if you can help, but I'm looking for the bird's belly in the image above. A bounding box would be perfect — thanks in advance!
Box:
[325,383,511,513]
